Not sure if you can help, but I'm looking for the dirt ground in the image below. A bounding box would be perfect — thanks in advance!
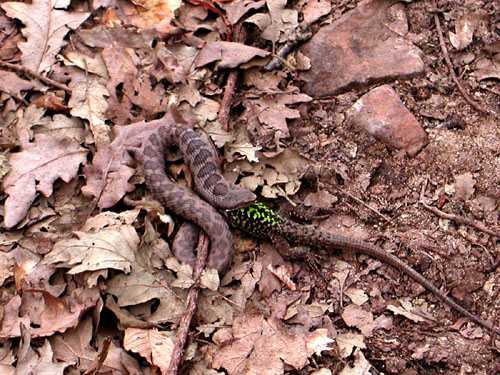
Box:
[290,1,500,373]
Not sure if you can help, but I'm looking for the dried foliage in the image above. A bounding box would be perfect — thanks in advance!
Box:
[1,0,499,374]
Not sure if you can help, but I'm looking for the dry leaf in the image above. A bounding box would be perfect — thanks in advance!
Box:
[123,328,175,374]
[246,0,298,43]
[341,304,375,337]
[1,0,90,73]
[336,331,366,359]
[196,41,270,69]
[69,81,110,147]
[50,315,141,374]
[449,14,477,50]
[338,348,371,375]
[454,172,475,201]
[0,70,39,98]
[304,329,334,357]
[2,134,87,228]
[344,287,369,306]
[212,314,309,374]
[387,299,428,323]
[43,229,137,274]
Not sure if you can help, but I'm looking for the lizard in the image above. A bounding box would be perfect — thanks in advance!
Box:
[227,202,500,336]
[137,110,499,336]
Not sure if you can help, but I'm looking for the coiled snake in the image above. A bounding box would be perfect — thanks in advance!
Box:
[137,110,255,273]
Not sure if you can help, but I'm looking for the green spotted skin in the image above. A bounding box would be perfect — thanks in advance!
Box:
[227,202,500,336]
[227,202,284,239]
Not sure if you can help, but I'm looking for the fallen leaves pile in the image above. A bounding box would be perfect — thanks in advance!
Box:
[0,1,337,374]
[1,0,499,374]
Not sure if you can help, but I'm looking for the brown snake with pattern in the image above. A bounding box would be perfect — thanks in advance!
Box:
[137,111,255,273]
[138,111,499,335]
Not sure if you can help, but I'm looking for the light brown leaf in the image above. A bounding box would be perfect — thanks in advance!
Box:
[17,339,70,375]
[81,116,165,209]
[0,296,31,339]
[454,172,475,201]
[123,328,175,374]
[43,229,137,274]
[196,41,270,69]
[50,315,140,374]
[304,329,334,357]
[449,14,477,50]
[220,0,266,24]
[28,289,98,338]
[1,0,90,73]
[2,134,87,228]
[68,81,110,147]
[245,0,298,43]
[212,314,309,374]
[336,331,366,359]
[0,70,39,98]
[341,304,375,337]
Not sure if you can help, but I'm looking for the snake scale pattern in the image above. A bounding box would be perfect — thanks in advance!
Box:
[139,111,255,273]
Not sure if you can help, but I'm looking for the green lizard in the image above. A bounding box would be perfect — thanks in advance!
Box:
[227,202,500,336]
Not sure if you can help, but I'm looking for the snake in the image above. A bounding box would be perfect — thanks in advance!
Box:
[138,110,255,273]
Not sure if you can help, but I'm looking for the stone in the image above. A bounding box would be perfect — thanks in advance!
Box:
[299,0,424,96]
[345,85,428,156]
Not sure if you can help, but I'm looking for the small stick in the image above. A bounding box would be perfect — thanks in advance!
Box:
[421,202,500,238]
[0,60,72,93]
[419,177,499,238]
[432,2,489,114]
[264,24,313,71]
[324,183,391,223]
[218,23,246,131]
[168,231,210,375]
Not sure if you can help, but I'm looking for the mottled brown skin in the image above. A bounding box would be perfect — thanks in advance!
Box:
[139,112,255,273]
[228,202,500,335]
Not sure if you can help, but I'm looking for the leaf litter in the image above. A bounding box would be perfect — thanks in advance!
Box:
[0,0,499,374]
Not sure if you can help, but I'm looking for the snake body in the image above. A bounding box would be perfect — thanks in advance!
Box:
[139,111,255,273]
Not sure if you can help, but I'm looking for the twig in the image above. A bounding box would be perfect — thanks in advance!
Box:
[421,202,500,238]
[324,183,392,223]
[218,23,246,131]
[0,60,72,93]
[419,177,499,238]
[264,24,313,71]
[432,3,489,114]
[83,337,111,375]
[168,231,210,375]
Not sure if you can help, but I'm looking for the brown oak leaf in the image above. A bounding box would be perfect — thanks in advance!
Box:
[1,0,90,73]
[2,134,87,228]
